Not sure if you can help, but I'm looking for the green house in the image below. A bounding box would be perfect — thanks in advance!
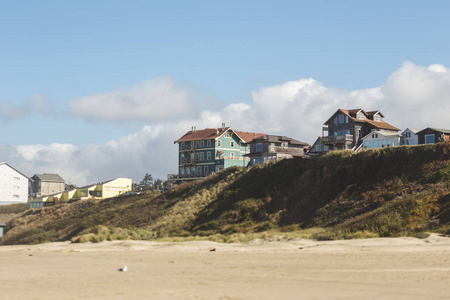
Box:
[174,125,265,179]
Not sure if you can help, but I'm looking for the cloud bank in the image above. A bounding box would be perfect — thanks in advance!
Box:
[2,62,450,186]
[70,77,197,122]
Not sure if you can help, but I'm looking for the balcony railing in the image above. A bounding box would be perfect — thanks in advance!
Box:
[180,158,193,164]
[270,146,305,155]
[322,134,353,143]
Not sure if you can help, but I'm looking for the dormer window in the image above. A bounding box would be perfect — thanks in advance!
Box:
[375,115,381,121]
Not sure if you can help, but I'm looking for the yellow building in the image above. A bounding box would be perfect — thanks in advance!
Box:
[29,178,132,208]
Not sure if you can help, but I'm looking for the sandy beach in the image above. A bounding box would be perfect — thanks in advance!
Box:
[1,234,449,300]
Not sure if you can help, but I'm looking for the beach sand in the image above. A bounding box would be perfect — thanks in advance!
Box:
[1,234,449,299]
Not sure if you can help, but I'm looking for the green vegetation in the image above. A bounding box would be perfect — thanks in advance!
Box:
[0,203,29,214]
[1,143,449,245]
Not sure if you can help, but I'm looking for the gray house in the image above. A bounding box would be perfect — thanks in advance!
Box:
[31,174,65,198]
[244,135,310,166]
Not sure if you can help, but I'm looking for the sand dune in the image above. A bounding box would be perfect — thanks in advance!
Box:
[1,234,449,299]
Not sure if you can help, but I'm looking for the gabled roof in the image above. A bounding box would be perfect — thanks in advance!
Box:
[174,127,265,143]
[417,127,450,134]
[361,130,402,140]
[0,163,31,180]
[402,128,420,134]
[249,135,310,146]
[324,108,399,131]
[32,173,65,183]
[366,110,385,119]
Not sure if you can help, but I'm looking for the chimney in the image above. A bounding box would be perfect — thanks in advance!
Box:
[222,123,225,130]
[215,128,219,135]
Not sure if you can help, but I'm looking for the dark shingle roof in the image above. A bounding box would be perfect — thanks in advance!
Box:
[33,173,65,183]
[250,135,310,146]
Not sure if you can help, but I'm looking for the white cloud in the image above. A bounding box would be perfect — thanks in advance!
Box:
[0,94,55,122]
[69,77,197,122]
[380,62,450,129]
[3,62,450,186]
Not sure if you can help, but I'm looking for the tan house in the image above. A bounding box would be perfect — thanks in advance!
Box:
[31,173,65,198]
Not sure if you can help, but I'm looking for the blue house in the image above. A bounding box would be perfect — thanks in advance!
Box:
[174,124,265,179]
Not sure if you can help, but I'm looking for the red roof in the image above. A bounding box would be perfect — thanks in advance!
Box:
[174,127,265,143]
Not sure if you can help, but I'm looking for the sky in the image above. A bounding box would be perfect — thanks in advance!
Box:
[1,1,450,186]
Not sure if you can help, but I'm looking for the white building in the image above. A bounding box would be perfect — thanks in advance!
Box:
[400,128,419,146]
[362,131,402,149]
[0,163,30,205]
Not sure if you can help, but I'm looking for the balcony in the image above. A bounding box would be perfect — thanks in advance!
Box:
[180,158,193,165]
[322,134,353,144]
[180,145,193,151]
[270,146,305,155]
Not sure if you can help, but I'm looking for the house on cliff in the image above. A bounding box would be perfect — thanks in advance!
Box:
[244,135,310,166]
[310,108,400,154]
[173,124,265,180]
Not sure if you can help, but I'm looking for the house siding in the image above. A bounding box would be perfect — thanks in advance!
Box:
[176,128,252,178]
[418,129,450,144]
[0,163,29,205]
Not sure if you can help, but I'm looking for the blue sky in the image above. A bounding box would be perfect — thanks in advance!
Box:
[1,1,450,184]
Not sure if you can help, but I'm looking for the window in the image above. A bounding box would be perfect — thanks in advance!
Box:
[196,153,200,161]
[425,134,435,144]
[196,166,202,176]
[200,152,205,160]
[270,143,275,151]
[230,152,234,158]
[217,140,221,147]
[200,141,204,147]
[13,194,20,198]
[225,131,232,137]
[256,143,262,151]
[13,185,20,189]
[186,168,190,175]
[89,191,102,197]
[339,115,344,124]
[207,140,211,147]
[207,152,211,160]
[13,177,20,180]
[204,166,208,174]
[316,144,322,151]
[334,117,337,124]
[231,141,235,148]
[345,116,349,123]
